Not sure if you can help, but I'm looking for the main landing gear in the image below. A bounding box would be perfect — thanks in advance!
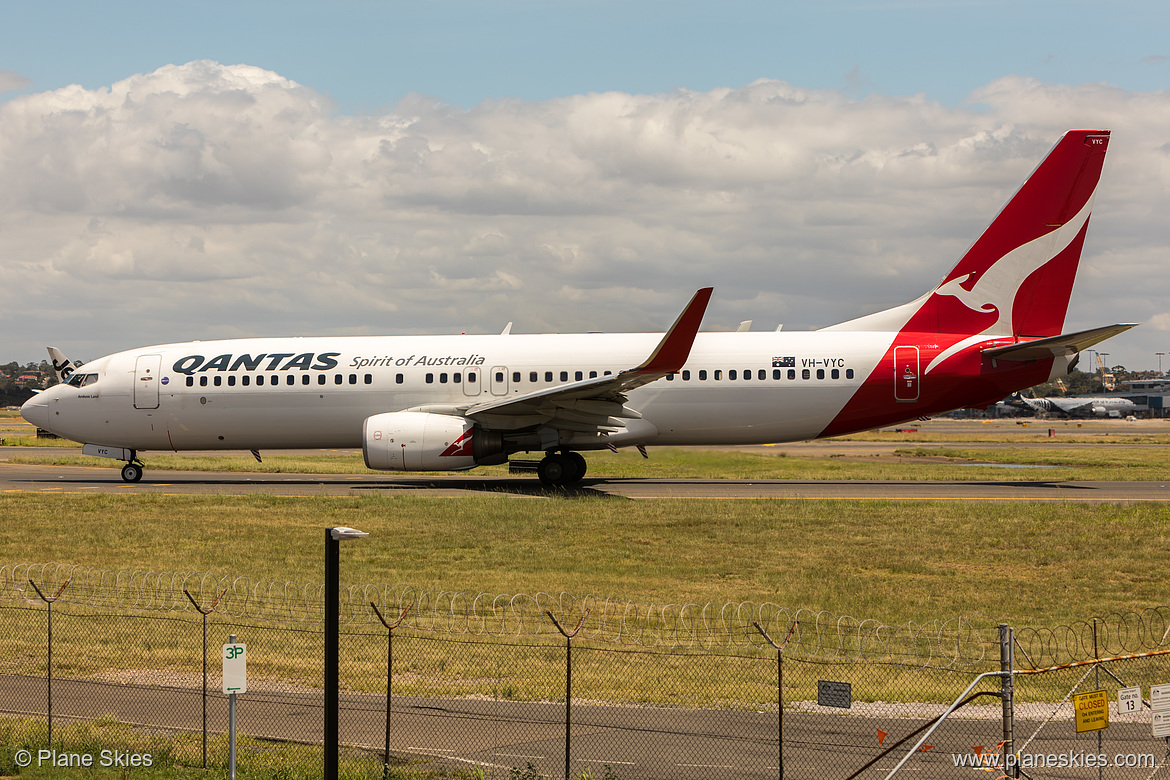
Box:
[537,450,587,487]
[120,452,145,483]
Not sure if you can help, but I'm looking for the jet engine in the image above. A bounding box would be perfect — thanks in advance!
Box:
[362,411,505,471]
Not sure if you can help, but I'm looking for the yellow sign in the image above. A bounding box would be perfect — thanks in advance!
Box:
[1074,689,1109,733]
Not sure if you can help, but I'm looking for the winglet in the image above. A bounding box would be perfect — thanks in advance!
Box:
[632,288,713,375]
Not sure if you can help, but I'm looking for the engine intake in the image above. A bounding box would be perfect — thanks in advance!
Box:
[362,412,504,471]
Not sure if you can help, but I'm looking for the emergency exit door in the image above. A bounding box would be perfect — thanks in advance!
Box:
[134,355,161,410]
[894,346,920,402]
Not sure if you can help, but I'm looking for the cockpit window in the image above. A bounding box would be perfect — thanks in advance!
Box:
[67,373,99,387]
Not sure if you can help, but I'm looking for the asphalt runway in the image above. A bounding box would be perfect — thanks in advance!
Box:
[1,458,1167,501]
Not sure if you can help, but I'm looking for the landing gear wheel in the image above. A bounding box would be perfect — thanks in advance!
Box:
[566,451,587,481]
[121,463,144,483]
[537,452,586,487]
[537,455,568,486]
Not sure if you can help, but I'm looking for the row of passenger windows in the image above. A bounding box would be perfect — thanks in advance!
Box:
[186,373,374,388]
[668,368,855,381]
[183,366,856,388]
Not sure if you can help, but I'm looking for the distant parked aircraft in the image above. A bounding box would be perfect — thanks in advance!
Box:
[1006,393,1141,418]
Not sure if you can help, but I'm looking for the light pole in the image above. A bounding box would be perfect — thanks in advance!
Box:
[1099,353,1110,391]
[1157,352,1165,377]
[326,526,368,780]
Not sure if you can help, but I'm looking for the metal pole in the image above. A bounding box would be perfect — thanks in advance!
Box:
[999,624,1016,778]
[565,634,572,780]
[325,529,339,780]
[228,633,237,780]
[371,602,412,780]
[753,620,797,780]
[547,610,589,780]
[184,586,224,770]
[29,579,68,749]
[1094,619,1102,780]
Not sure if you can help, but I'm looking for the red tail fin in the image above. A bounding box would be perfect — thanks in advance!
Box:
[935,129,1110,337]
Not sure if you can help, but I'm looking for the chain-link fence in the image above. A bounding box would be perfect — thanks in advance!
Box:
[3,562,1170,778]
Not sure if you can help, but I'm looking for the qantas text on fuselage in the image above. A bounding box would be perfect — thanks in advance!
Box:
[23,130,1135,485]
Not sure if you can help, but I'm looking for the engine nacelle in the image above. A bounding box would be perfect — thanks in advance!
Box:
[363,411,505,471]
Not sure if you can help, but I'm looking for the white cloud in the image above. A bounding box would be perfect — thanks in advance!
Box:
[0,70,30,93]
[2,62,1168,369]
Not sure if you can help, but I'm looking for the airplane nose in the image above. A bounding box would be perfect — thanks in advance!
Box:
[20,395,49,430]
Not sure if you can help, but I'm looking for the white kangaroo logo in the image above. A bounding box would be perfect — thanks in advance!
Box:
[924,195,1094,374]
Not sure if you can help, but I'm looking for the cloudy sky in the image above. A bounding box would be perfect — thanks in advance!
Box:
[3,0,1169,370]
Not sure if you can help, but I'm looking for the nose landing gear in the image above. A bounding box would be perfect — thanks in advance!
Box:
[536,450,587,486]
[119,452,145,483]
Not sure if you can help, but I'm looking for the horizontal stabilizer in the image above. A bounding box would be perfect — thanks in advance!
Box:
[982,323,1138,362]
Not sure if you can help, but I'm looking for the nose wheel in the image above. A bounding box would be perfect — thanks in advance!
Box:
[120,455,145,483]
[537,451,587,486]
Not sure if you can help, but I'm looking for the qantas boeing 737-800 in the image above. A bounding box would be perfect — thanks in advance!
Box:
[22,129,1135,485]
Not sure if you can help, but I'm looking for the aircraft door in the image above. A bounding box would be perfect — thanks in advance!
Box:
[463,367,481,397]
[134,354,162,410]
[894,346,919,402]
[490,366,508,396]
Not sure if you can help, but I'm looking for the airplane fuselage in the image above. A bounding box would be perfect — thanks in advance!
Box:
[25,329,1065,454]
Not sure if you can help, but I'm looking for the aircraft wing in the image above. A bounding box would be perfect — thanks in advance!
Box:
[982,323,1138,362]
[461,288,712,432]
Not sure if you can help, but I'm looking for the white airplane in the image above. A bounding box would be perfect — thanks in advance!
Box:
[22,130,1136,486]
[1006,393,1141,418]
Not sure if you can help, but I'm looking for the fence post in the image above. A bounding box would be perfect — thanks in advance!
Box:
[999,623,1016,779]
[754,619,798,780]
[28,578,69,749]
[547,609,589,780]
[184,587,227,769]
[370,601,412,780]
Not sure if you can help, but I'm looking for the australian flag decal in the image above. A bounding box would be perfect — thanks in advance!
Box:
[772,356,795,368]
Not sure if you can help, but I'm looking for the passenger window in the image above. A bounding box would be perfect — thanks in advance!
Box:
[495,371,504,383]
[604,370,612,376]
[682,370,691,380]
[396,374,404,384]
[513,372,521,383]
[714,370,722,380]
[816,369,825,380]
[589,371,597,378]
[334,375,343,385]
[699,370,708,380]
[242,376,250,387]
[302,375,311,385]
[846,369,855,379]
[802,369,810,380]
[318,374,326,385]
[729,370,737,380]
[284,375,292,386]
[545,371,553,382]
[440,373,448,383]
[758,370,766,380]
[560,371,569,382]
[453,373,461,383]
[426,373,435,384]
[831,369,840,379]
[773,369,781,380]
[788,369,796,380]
[364,374,372,384]
[349,374,357,385]
[468,372,476,383]
[199,376,208,387]
[575,371,583,381]
[666,374,675,381]
[258,376,265,387]
[186,377,194,387]
[214,376,222,387]
[530,372,538,382]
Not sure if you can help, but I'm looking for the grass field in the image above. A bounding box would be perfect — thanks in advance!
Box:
[2,493,1166,627]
